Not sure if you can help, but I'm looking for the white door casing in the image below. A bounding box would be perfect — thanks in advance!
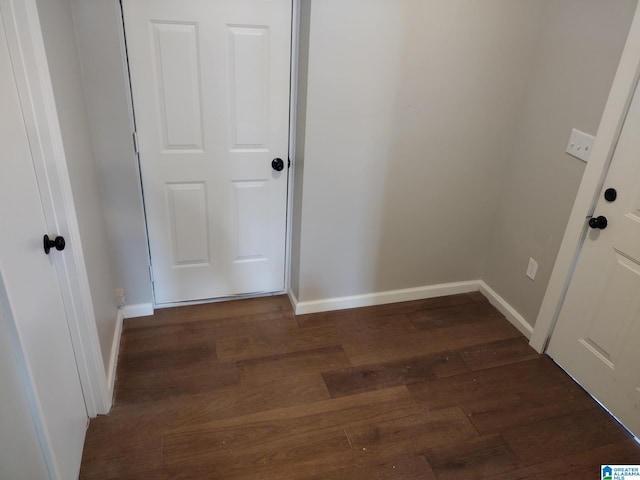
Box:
[547,77,640,438]
[123,0,292,304]
[0,8,88,478]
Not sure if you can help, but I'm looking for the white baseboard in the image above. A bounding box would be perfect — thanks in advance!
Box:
[122,303,154,319]
[478,281,534,339]
[292,281,480,315]
[107,308,124,397]
[290,280,534,340]
[119,284,531,341]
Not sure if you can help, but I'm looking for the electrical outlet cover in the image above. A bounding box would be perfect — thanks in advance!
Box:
[566,128,595,163]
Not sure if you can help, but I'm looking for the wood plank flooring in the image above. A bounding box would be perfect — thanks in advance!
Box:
[80,293,640,479]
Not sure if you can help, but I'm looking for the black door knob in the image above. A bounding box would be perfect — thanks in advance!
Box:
[588,216,608,230]
[604,188,617,202]
[43,235,66,254]
[271,158,284,172]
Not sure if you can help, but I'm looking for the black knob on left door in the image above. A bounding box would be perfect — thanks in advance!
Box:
[271,158,285,172]
[604,188,617,202]
[588,216,608,230]
[43,235,66,254]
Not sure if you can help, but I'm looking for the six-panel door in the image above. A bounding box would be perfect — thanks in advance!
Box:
[123,0,291,304]
[548,78,640,438]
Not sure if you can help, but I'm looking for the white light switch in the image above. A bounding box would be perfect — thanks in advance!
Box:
[566,128,595,163]
[526,257,538,281]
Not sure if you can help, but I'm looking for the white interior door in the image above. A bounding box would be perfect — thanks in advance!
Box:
[548,78,640,437]
[123,0,291,304]
[0,11,87,479]
[0,298,49,480]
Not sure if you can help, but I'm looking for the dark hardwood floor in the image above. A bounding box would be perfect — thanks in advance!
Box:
[80,293,640,479]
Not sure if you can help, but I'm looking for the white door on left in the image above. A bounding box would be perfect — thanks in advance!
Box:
[0,9,87,480]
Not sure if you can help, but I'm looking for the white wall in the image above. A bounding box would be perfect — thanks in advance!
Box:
[71,0,153,309]
[291,0,544,302]
[36,0,119,372]
[483,0,637,327]
[50,0,635,326]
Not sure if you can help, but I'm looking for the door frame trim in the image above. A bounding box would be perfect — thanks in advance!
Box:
[0,0,111,415]
[531,4,640,352]
[284,0,299,297]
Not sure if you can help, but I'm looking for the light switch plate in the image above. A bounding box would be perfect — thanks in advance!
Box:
[566,128,595,162]
[526,257,538,281]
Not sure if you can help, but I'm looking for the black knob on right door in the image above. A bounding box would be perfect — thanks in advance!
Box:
[271,158,284,172]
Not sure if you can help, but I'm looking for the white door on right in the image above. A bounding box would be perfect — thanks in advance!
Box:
[548,80,640,437]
